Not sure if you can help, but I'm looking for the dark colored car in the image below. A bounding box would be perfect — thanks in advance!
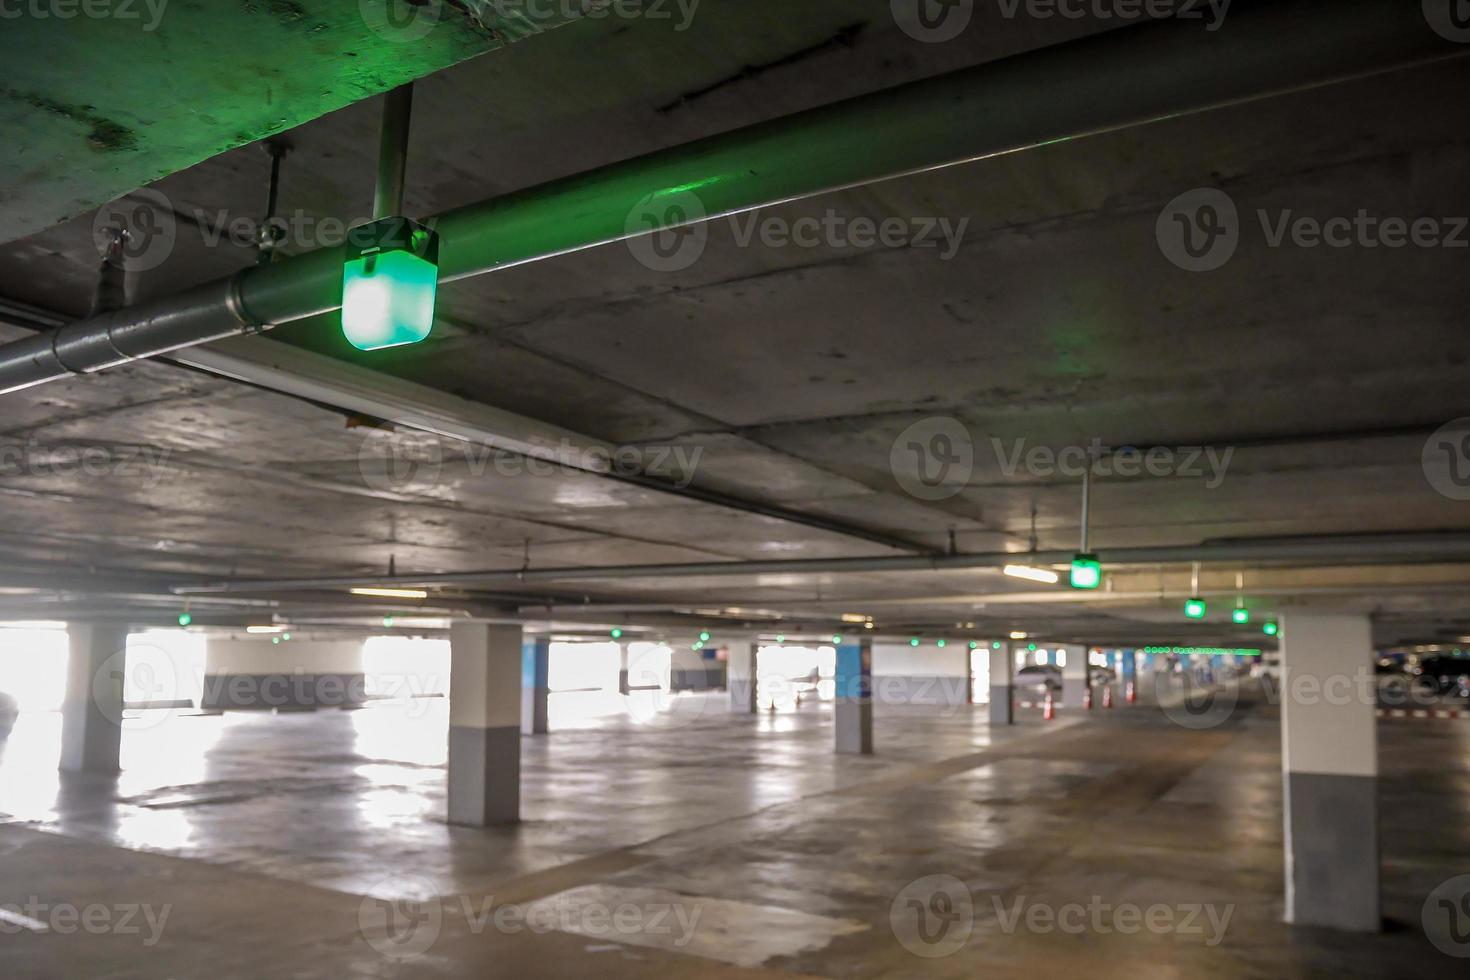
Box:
[1412,657,1470,699]
[0,691,17,738]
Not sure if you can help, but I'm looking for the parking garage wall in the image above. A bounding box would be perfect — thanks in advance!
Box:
[200,635,366,711]
[871,642,970,708]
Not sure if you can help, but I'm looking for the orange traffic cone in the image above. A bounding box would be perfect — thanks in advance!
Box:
[1103,684,1114,709]
[1043,689,1055,721]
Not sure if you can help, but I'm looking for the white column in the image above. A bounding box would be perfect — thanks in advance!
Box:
[60,623,130,773]
[447,623,523,826]
[1060,644,1089,709]
[988,643,1014,725]
[834,638,873,754]
[728,641,758,713]
[1280,613,1379,932]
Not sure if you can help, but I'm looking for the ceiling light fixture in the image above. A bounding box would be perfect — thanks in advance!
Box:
[342,84,439,351]
[350,587,429,599]
[1004,564,1061,585]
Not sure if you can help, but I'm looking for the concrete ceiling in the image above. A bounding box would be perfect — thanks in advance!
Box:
[2,1,1469,649]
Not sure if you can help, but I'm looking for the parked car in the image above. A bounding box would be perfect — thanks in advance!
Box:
[0,691,17,739]
[1013,664,1114,697]
[1411,657,1470,699]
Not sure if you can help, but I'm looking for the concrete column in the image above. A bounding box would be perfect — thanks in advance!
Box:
[834,638,872,755]
[988,643,1014,725]
[448,623,522,826]
[60,623,130,773]
[728,641,758,713]
[1280,613,1379,932]
[616,640,631,695]
[1061,644,1089,709]
[521,636,550,735]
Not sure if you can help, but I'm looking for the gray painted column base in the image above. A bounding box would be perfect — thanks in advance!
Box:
[521,687,548,735]
[834,701,872,755]
[988,685,1014,725]
[1284,771,1380,931]
[729,678,756,714]
[447,725,520,826]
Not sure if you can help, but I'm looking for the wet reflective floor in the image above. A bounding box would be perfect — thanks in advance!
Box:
[1,685,1467,978]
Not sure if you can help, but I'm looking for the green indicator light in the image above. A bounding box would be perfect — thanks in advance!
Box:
[383,616,395,628]
[1070,553,1102,590]
[699,631,711,642]
[1184,598,1207,620]
[1263,621,1279,636]
[341,218,439,351]
[910,637,920,647]
[610,628,623,639]
[177,612,192,627]
[1232,607,1250,625]
[936,639,946,648]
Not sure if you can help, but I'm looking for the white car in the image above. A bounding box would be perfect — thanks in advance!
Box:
[0,692,16,738]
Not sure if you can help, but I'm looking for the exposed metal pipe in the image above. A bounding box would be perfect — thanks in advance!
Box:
[373,84,414,221]
[0,0,1459,394]
[174,532,1470,594]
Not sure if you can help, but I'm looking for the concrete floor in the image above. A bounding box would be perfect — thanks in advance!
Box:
[0,687,1466,978]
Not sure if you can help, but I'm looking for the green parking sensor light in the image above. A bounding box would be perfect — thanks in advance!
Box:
[1263,621,1279,636]
[1070,553,1102,590]
[1184,597,1207,620]
[341,217,440,351]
